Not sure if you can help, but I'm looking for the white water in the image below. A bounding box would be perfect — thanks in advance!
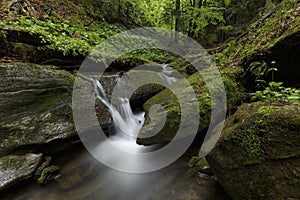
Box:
[93,78,144,138]
[94,66,178,141]
[93,79,145,155]
[92,67,178,167]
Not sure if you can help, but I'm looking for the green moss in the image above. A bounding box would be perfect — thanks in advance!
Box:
[37,165,60,184]
[187,156,201,167]
[1,156,26,170]
[209,102,300,168]
[138,70,244,145]
[258,105,275,115]
[240,133,263,158]
[59,69,75,91]
[195,158,208,168]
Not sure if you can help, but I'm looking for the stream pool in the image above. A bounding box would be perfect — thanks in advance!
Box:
[1,145,231,200]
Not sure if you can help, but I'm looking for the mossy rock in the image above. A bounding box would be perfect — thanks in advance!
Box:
[0,28,85,65]
[0,62,78,156]
[137,69,245,145]
[206,102,300,199]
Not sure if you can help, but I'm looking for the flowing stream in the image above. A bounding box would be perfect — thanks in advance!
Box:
[1,67,231,200]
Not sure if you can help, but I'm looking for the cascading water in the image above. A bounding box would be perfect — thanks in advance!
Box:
[92,65,178,155]
[92,80,145,154]
[93,78,144,138]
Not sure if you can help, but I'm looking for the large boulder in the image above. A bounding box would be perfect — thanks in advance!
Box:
[0,62,121,191]
[0,62,77,156]
[0,63,119,157]
[136,69,245,145]
[206,102,300,199]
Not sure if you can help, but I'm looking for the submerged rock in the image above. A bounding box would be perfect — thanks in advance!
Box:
[206,102,300,199]
[0,153,43,191]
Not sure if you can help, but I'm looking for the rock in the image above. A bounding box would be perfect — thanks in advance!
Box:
[137,70,244,145]
[37,165,60,184]
[34,156,52,180]
[0,62,76,156]
[198,166,214,176]
[116,70,166,111]
[187,156,212,175]
[97,70,165,111]
[0,63,115,156]
[195,158,209,168]
[136,72,210,145]
[206,102,300,200]
[0,153,43,191]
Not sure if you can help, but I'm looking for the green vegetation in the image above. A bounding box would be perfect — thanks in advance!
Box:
[248,63,300,103]
[0,16,121,56]
[251,81,300,102]
[188,156,208,168]
[215,0,300,66]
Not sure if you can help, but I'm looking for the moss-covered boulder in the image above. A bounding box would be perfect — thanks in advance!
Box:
[0,153,43,191]
[206,102,300,199]
[137,69,245,145]
[0,62,77,156]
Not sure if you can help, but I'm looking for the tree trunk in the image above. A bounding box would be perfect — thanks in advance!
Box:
[175,0,181,43]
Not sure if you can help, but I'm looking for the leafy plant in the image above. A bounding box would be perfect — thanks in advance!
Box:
[251,81,300,103]
[2,15,122,57]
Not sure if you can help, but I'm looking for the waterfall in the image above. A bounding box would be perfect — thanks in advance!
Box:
[93,65,177,141]
[93,78,145,139]
[91,66,178,167]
